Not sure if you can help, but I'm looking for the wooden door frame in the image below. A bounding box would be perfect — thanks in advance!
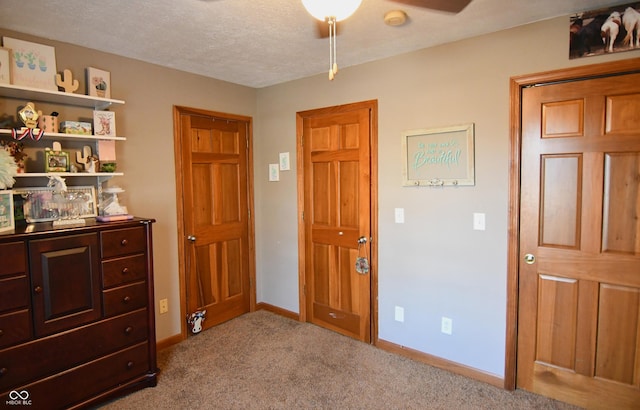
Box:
[295,99,379,344]
[505,58,640,389]
[173,105,257,341]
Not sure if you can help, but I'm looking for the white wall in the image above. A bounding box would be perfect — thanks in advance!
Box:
[254,17,640,377]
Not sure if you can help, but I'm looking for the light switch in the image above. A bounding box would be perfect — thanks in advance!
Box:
[473,213,485,231]
[395,208,405,224]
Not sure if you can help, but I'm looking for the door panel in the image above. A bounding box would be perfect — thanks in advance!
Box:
[177,109,252,331]
[517,72,640,408]
[299,102,375,343]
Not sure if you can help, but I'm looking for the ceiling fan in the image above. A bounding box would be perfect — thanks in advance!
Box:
[388,0,472,14]
[313,0,473,38]
[305,0,473,79]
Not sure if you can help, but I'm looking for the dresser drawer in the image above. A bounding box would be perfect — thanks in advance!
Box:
[0,275,29,312]
[103,281,148,317]
[101,227,146,258]
[4,342,152,410]
[102,254,147,288]
[0,309,148,392]
[0,242,25,277]
[0,309,32,349]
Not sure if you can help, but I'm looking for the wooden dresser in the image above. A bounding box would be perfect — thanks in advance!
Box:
[0,218,157,409]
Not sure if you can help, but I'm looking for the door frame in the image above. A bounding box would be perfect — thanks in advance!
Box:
[295,99,379,343]
[505,58,640,389]
[173,105,257,340]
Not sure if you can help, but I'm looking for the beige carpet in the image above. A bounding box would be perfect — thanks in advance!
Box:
[101,310,581,409]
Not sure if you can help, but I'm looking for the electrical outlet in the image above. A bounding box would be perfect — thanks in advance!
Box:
[441,317,453,335]
[394,306,404,322]
[159,298,168,314]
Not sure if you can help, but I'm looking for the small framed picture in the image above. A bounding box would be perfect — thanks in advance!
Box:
[86,67,111,98]
[93,111,116,137]
[45,150,70,172]
[0,190,15,233]
[0,47,10,85]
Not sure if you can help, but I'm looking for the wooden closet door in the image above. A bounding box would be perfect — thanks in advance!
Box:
[517,72,640,409]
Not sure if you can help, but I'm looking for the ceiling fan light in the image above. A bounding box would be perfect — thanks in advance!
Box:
[301,0,363,21]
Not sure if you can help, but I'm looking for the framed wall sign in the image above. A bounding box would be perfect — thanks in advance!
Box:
[402,123,475,187]
[0,47,10,85]
[3,37,57,91]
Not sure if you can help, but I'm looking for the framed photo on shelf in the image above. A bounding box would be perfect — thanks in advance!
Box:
[2,37,57,91]
[93,111,116,137]
[45,150,70,172]
[0,47,10,85]
[86,67,111,98]
[0,190,14,233]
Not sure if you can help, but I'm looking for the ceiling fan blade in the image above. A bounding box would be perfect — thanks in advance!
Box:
[389,0,472,13]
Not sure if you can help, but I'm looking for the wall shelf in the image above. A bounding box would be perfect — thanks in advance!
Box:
[0,129,126,141]
[14,172,123,178]
[0,83,125,109]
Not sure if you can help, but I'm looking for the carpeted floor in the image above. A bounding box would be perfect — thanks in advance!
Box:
[100,310,582,409]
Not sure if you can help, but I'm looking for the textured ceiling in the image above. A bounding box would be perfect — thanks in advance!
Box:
[0,0,630,88]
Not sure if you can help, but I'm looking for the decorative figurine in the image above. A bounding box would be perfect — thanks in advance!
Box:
[55,69,79,93]
[18,102,39,129]
[187,310,206,334]
[76,145,98,173]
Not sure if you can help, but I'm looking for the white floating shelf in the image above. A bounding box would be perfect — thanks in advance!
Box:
[0,129,126,141]
[14,172,123,178]
[0,83,124,109]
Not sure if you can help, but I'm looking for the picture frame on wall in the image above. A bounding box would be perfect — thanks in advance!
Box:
[570,2,640,59]
[2,37,57,91]
[93,111,116,137]
[0,47,11,85]
[86,67,111,98]
[401,123,475,187]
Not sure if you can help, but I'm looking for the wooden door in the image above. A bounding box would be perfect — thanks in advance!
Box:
[297,101,377,343]
[517,70,640,408]
[175,107,253,332]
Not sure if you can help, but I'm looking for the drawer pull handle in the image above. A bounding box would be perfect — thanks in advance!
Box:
[121,239,129,246]
[123,296,131,304]
[124,326,133,335]
[122,267,130,274]
[126,361,134,370]
[0,367,7,377]
[0,329,3,337]
[34,286,43,294]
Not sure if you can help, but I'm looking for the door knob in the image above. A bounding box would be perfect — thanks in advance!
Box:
[524,253,535,264]
[187,235,196,242]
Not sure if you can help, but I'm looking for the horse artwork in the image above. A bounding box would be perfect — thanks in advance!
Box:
[570,2,640,59]
[187,310,206,334]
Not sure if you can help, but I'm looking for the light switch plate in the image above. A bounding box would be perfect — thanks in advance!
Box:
[395,208,405,224]
[473,213,485,230]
